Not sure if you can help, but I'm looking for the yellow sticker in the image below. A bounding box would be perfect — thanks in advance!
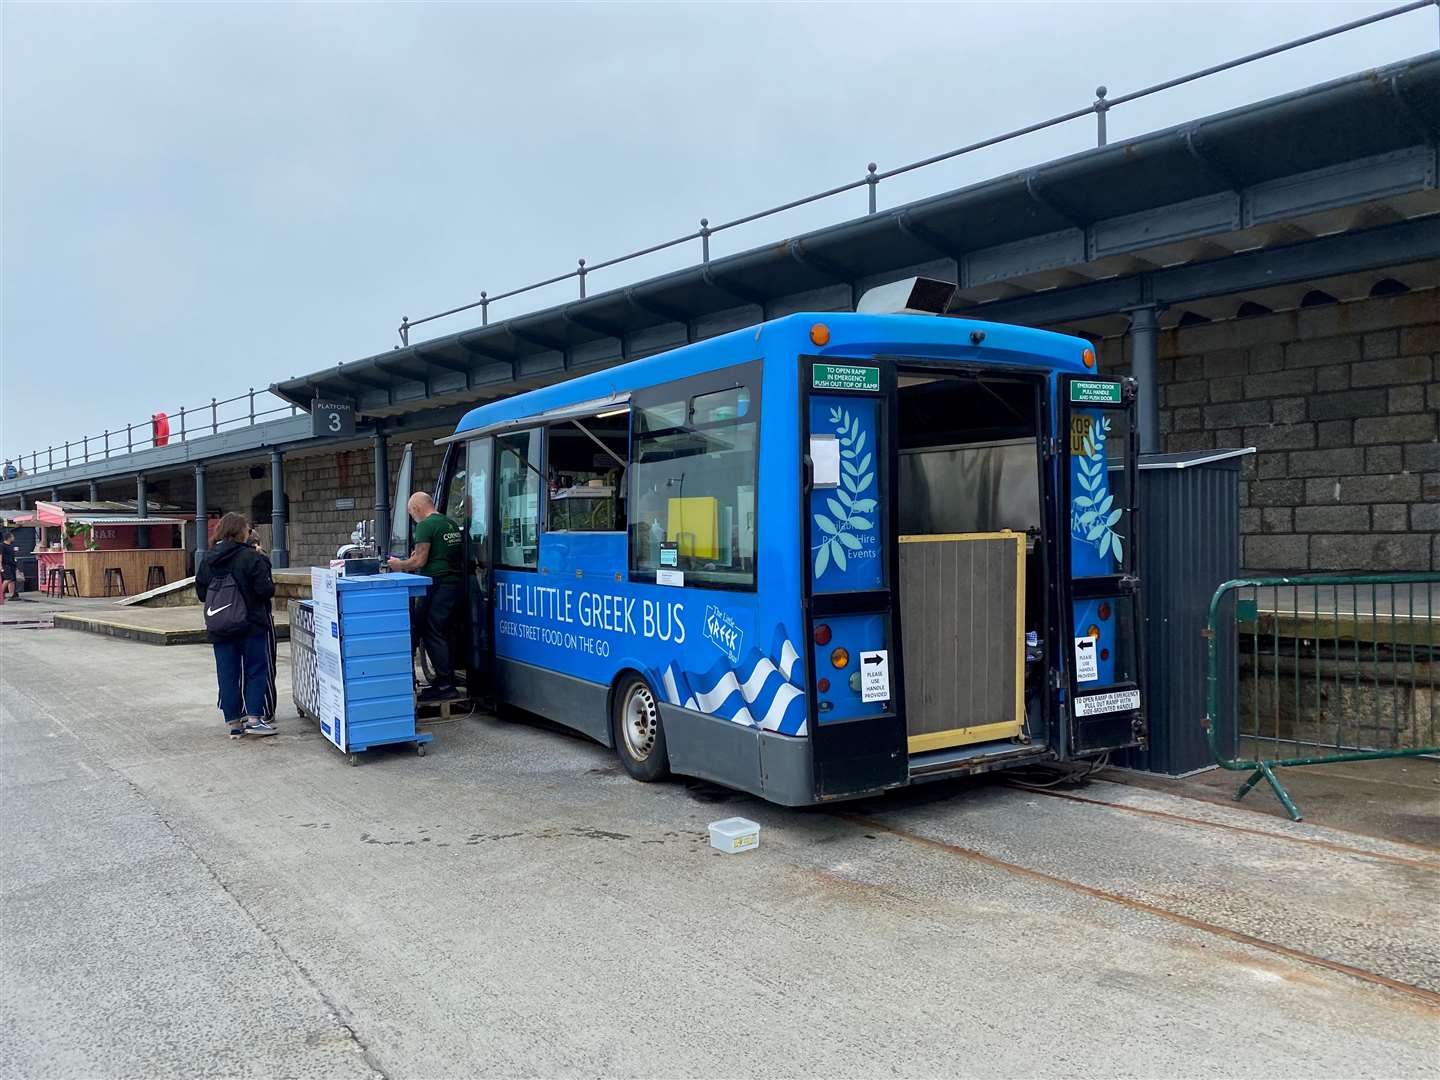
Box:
[1069,414,1094,456]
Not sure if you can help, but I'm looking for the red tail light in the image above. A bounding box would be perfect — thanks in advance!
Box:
[814,624,832,646]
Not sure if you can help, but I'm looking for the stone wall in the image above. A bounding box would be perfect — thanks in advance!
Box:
[1100,288,1438,572]
[285,431,448,567]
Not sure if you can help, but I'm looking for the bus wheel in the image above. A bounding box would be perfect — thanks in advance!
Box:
[613,676,669,782]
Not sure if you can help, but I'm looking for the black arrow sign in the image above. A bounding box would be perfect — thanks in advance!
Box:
[1076,640,1095,652]
[863,654,884,666]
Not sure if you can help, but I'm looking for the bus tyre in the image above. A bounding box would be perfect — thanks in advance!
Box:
[613,676,670,782]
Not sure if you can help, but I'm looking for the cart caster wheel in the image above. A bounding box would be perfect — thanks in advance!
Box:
[416,744,427,757]
[348,753,359,767]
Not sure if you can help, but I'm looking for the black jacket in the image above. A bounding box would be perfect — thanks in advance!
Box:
[196,540,275,636]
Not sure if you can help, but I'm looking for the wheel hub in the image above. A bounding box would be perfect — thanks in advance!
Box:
[622,685,658,760]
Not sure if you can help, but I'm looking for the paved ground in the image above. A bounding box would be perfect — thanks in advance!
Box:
[3,625,1438,1078]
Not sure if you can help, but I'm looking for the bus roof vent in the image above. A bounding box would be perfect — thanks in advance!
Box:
[855,276,956,316]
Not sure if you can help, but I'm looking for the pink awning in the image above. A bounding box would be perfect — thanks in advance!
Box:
[32,502,68,527]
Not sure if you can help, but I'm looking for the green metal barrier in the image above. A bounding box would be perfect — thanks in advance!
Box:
[1204,573,1440,821]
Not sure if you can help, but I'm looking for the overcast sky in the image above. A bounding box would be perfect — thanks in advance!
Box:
[2,1,1431,461]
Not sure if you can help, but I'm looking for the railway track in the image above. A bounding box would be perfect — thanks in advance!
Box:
[835,808,1440,1009]
[1009,784,1440,870]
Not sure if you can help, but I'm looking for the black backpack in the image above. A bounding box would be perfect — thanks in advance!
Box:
[203,571,251,639]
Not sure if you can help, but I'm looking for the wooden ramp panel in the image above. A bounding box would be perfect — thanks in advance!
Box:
[898,532,1025,753]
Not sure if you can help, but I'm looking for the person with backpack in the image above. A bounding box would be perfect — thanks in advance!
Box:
[196,512,277,739]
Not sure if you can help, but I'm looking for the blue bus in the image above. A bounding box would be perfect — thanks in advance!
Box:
[420,304,1143,803]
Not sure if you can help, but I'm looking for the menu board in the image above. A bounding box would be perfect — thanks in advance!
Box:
[310,567,347,752]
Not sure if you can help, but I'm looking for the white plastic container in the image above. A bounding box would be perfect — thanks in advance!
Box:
[708,817,761,854]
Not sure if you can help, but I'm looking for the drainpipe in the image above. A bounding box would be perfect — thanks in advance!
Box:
[1127,304,1160,454]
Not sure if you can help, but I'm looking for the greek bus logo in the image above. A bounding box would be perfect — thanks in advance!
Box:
[704,605,744,664]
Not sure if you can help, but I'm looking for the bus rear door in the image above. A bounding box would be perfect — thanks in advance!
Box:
[1059,375,1145,754]
[802,360,908,799]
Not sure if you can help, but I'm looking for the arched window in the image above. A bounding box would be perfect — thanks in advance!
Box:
[250,490,290,525]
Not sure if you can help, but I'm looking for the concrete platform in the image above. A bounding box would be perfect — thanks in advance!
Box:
[53,604,290,646]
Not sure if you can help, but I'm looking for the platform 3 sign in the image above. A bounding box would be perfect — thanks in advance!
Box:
[311,399,356,438]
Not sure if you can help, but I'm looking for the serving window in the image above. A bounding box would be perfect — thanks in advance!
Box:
[544,410,629,533]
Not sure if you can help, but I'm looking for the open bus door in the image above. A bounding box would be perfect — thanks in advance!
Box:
[1058,375,1145,755]
[388,443,415,559]
[802,360,909,799]
[433,436,495,703]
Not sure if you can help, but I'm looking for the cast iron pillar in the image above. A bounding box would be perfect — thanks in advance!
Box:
[193,463,208,570]
[270,449,289,568]
[373,427,390,555]
[49,487,59,501]
[18,492,27,511]
[136,475,150,550]
[88,481,99,502]
[1128,304,1160,454]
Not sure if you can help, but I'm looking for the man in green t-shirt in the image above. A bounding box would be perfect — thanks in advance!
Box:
[387,492,464,700]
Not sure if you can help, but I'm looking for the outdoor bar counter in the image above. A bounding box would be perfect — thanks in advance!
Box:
[61,547,190,597]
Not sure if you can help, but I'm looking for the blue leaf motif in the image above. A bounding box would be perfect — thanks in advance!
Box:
[855,474,874,493]
[855,431,867,456]
[1106,509,1122,526]
[1111,534,1124,563]
[815,541,830,577]
[856,452,872,474]
[837,532,861,551]
[843,474,858,494]
[815,514,838,535]
[830,538,848,571]
[835,488,854,508]
[826,498,847,520]
[847,516,873,530]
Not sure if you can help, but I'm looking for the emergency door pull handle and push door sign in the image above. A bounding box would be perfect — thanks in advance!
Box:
[1069,380,1123,404]
[312,399,356,438]
[859,650,890,704]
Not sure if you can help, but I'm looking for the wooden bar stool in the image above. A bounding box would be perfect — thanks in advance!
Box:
[103,567,126,597]
[63,569,79,596]
[146,565,167,591]
[45,566,62,595]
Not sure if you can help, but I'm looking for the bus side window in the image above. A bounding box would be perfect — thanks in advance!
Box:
[444,459,468,528]
[466,436,492,566]
[497,429,542,569]
[628,381,758,589]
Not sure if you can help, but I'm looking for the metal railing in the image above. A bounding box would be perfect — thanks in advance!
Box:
[1204,574,1440,821]
[2,388,298,486]
[395,0,1439,345]
[6,0,1437,484]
